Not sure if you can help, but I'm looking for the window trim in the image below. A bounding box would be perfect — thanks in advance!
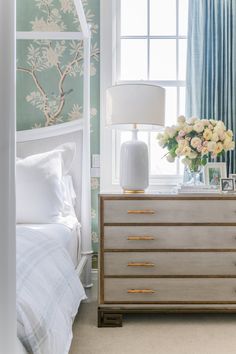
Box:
[100,0,186,192]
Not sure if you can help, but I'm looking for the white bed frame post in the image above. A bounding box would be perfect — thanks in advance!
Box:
[81,35,93,288]
[0,0,17,353]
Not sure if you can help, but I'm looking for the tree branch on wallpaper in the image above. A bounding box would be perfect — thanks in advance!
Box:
[17,0,99,127]
[17,40,99,126]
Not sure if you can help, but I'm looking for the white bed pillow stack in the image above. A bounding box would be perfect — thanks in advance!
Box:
[16,143,76,224]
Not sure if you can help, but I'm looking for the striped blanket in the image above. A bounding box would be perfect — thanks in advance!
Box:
[17,226,86,354]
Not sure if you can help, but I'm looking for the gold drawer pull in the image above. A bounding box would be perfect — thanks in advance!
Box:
[127,236,155,241]
[128,289,155,294]
[127,209,156,215]
[127,262,155,267]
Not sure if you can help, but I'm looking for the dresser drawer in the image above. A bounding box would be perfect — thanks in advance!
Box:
[104,252,236,276]
[104,278,236,303]
[104,226,236,250]
[103,199,236,224]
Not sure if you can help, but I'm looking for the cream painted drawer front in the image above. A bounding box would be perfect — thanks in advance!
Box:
[104,252,236,276]
[104,200,236,224]
[104,226,236,250]
[104,278,236,303]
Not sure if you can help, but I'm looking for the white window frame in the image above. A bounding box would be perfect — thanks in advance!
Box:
[100,0,187,192]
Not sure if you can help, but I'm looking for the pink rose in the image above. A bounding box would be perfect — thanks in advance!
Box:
[178,130,186,137]
[197,144,203,152]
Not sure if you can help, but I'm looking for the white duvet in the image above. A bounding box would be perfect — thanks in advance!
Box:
[17,226,86,354]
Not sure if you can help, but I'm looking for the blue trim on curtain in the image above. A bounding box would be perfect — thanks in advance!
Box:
[186,0,236,173]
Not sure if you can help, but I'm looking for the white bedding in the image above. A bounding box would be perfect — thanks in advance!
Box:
[17,222,81,267]
[17,225,86,354]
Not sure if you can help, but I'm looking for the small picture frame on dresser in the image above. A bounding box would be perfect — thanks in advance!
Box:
[204,162,227,187]
[229,174,236,190]
[220,178,235,192]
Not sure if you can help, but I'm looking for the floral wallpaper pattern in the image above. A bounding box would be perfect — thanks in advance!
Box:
[17,0,100,255]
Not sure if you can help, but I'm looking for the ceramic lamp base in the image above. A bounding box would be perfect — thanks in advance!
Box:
[120,138,149,193]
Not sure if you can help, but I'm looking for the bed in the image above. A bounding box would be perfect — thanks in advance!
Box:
[16,122,92,354]
[0,1,92,352]
[16,223,86,354]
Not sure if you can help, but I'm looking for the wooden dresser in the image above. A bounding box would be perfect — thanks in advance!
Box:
[98,193,236,327]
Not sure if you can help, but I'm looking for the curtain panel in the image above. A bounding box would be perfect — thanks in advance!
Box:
[186,0,236,173]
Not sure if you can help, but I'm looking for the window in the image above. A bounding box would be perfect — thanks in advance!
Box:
[100,0,189,190]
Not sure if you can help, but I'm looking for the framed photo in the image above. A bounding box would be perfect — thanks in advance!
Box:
[229,174,236,190]
[204,162,227,187]
[220,178,234,192]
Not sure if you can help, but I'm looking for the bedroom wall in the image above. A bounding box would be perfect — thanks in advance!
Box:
[16,0,100,258]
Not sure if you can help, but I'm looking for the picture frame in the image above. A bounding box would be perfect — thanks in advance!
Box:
[229,174,236,190]
[204,162,227,187]
[220,178,234,192]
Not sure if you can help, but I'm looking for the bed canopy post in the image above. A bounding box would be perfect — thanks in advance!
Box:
[0,0,16,352]
[73,0,93,287]
[81,34,93,288]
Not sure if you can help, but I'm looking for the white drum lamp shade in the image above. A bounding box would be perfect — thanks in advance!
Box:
[106,84,165,193]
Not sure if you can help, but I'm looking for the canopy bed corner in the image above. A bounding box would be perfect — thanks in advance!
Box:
[0,0,93,352]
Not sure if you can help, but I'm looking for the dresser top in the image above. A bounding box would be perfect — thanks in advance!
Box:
[100,191,236,199]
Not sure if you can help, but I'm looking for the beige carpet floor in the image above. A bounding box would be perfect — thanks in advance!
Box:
[70,275,236,354]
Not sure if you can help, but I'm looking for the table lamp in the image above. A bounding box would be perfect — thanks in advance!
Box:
[106,84,165,193]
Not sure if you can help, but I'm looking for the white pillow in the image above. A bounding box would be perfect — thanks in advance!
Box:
[16,143,76,224]
[62,175,77,217]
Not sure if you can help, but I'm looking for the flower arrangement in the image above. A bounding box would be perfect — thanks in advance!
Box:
[157,116,235,172]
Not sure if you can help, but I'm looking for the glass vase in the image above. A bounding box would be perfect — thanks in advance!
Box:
[185,160,204,186]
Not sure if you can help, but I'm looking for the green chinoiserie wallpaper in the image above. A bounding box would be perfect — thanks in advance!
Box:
[16,0,100,257]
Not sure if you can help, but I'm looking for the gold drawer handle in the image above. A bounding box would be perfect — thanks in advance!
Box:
[127,236,155,241]
[127,209,156,215]
[127,262,155,267]
[128,289,155,294]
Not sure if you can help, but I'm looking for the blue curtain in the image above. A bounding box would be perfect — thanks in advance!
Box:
[186,0,236,173]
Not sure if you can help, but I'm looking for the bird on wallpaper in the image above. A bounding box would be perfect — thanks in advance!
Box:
[50,89,74,100]
[61,88,74,98]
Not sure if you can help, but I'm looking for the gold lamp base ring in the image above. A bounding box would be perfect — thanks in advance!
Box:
[123,189,145,194]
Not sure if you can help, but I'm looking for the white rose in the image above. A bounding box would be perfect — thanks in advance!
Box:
[214,126,224,137]
[193,121,204,133]
[177,115,186,124]
[226,129,233,138]
[191,137,202,148]
[207,141,217,152]
[209,119,217,126]
[201,119,210,126]
[175,147,183,156]
[211,132,219,142]
[183,124,193,134]
[214,142,223,155]
[188,150,198,159]
[188,117,198,124]
[165,126,177,138]
[182,146,191,156]
[223,137,233,150]
[203,128,213,141]
[216,121,226,130]
[219,132,226,141]
[178,139,189,148]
